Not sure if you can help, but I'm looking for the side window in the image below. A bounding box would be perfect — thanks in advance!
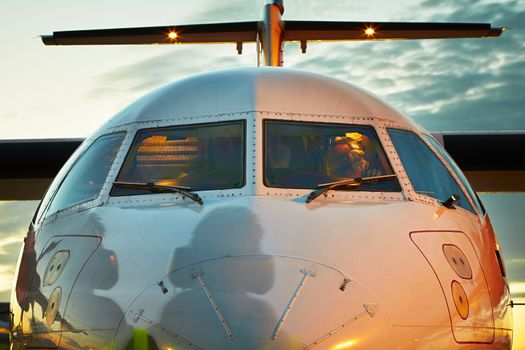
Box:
[35,144,88,223]
[388,129,474,213]
[44,133,125,217]
[424,135,484,215]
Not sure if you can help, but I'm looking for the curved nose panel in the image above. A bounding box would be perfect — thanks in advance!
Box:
[116,256,394,349]
[410,231,495,344]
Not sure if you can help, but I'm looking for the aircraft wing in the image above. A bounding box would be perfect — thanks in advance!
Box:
[1,133,523,200]
[431,132,525,193]
[41,21,503,46]
[0,139,83,200]
[284,21,503,41]
[42,22,259,45]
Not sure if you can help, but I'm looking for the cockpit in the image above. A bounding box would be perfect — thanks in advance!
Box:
[34,117,485,224]
[113,121,245,194]
[111,120,400,195]
[264,120,399,192]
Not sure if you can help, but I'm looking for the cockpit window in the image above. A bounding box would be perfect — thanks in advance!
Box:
[388,129,475,213]
[45,133,125,216]
[424,135,484,215]
[112,121,245,195]
[264,120,400,191]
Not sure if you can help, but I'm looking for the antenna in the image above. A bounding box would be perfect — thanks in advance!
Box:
[41,1,504,67]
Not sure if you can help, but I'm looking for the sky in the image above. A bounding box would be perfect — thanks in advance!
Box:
[1,0,524,348]
[1,0,525,138]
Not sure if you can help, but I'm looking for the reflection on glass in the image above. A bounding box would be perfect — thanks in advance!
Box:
[424,135,484,215]
[264,120,400,191]
[113,121,245,195]
[46,133,125,216]
[388,129,474,213]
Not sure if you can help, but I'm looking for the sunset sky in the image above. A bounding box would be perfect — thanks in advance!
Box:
[1,0,524,348]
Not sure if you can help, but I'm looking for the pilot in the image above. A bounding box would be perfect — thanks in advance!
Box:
[266,137,292,185]
[268,137,292,169]
[326,132,377,179]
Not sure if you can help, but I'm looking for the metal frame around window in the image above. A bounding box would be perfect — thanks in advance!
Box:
[111,119,247,196]
[37,130,130,227]
[386,128,480,217]
[262,118,401,192]
[256,112,408,202]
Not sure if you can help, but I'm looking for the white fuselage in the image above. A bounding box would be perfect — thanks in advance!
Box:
[10,67,512,349]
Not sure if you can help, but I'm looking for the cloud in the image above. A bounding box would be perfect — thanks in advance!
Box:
[0,264,17,292]
[289,1,525,132]
[421,0,477,8]
[87,0,263,100]
[398,1,525,130]
[87,0,525,133]
[0,112,19,120]
[0,236,22,256]
[0,201,38,235]
[505,256,525,282]
[506,256,525,283]
[189,0,260,22]
[510,282,525,298]
[508,258,525,265]
[89,45,252,101]
[0,201,38,301]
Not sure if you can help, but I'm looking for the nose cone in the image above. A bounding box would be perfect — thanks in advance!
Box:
[116,255,394,349]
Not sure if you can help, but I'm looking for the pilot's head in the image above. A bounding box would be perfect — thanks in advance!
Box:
[327,132,371,178]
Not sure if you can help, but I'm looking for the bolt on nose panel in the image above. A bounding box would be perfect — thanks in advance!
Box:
[116,255,394,349]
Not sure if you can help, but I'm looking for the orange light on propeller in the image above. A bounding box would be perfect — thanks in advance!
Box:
[168,31,178,40]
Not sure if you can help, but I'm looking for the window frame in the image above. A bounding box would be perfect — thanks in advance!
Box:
[387,128,480,216]
[262,119,401,192]
[423,134,485,217]
[111,120,247,196]
[36,132,127,224]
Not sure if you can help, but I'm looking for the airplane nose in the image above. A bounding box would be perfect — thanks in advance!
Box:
[115,256,395,349]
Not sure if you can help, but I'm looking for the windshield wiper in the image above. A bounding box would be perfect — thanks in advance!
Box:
[113,181,203,205]
[306,174,398,203]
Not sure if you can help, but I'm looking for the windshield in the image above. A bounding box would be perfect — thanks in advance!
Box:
[264,120,400,191]
[112,121,245,195]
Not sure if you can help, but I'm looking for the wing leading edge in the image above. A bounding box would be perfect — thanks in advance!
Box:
[41,22,259,45]
[432,132,525,193]
[284,21,502,41]
[42,21,503,46]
